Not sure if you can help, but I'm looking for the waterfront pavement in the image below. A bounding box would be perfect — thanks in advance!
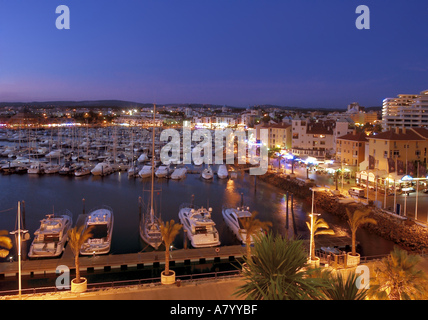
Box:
[1,276,247,300]
[6,254,428,300]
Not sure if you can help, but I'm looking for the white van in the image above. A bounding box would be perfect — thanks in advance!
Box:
[348,187,365,198]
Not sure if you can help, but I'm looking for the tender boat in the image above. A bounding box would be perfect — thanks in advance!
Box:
[80,206,114,255]
[217,164,228,179]
[155,164,171,178]
[138,165,153,178]
[28,212,73,258]
[178,203,220,248]
[170,167,187,180]
[201,165,213,180]
[222,205,262,245]
[91,162,113,176]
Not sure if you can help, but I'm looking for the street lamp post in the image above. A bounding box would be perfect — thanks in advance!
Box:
[309,186,328,263]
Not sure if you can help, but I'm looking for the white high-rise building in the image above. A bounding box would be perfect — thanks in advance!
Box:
[382,89,428,130]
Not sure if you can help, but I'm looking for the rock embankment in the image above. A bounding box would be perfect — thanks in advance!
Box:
[258,172,428,253]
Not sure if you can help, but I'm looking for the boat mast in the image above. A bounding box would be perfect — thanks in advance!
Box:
[150,104,156,224]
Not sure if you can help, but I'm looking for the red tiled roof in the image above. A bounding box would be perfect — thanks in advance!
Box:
[368,129,425,141]
[337,132,368,142]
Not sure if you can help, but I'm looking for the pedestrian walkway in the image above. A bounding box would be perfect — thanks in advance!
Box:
[8,276,246,300]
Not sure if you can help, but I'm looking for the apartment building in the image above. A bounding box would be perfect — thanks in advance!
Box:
[365,127,428,174]
[336,131,368,172]
[291,117,353,158]
[382,89,428,130]
[254,122,292,149]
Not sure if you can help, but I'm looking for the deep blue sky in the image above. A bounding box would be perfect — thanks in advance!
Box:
[0,0,427,108]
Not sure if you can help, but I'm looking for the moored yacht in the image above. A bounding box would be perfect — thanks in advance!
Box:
[44,164,60,174]
[222,205,263,245]
[201,165,213,180]
[155,164,171,178]
[138,164,153,178]
[75,164,93,176]
[27,162,45,174]
[28,212,73,258]
[217,164,228,179]
[91,162,113,176]
[80,206,114,255]
[170,167,187,180]
[178,203,220,248]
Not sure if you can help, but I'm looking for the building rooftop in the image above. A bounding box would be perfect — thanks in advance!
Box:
[337,131,368,142]
[368,128,425,141]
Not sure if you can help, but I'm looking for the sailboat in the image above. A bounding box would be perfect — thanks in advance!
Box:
[139,104,163,250]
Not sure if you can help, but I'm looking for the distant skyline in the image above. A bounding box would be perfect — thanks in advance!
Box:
[0,0,427,108]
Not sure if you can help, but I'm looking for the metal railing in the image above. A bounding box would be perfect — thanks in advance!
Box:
[0,269,241,298]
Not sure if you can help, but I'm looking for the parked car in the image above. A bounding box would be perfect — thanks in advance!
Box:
[348,187,365,198]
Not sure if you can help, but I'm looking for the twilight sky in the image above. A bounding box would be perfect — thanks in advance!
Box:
[0,0,427,108]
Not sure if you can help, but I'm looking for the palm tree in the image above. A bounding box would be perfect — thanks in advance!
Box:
[346,208,377,256]
[239,211,272,259]
[67,225,93,284]
[369,246,428,300]
[0,230,12,258]
[160,219,182,277]
[234,232,326,300]
[306,215,334,261]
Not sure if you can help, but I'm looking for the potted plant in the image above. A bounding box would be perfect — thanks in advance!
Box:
[345,208,377,266]
[159,219,182,285]
[67,225,93,292]
[306,215,335,267]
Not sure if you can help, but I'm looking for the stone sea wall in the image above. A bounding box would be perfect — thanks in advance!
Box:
[257,172,428,253]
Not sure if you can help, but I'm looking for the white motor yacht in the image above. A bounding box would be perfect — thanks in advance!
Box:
[27,162,46,174]
[28,213,73,258]
[170,167,187,180]
[201,165,213,180]
[80,206,114,255]
[44,164,60,174]
[155,164,171,178]
[217,164,228,179]
[91,162,113,176]
[222,206,263,245]
[178,204,220,248]
[75,164,93,176]
[138,165,153,178]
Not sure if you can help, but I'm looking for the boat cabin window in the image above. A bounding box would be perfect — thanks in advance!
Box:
[89,224,108,239]
[41,234,60,242]
[229,213,237,221]
[195,226,208,234]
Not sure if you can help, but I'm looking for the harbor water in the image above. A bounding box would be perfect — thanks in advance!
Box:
[0,166,396,259]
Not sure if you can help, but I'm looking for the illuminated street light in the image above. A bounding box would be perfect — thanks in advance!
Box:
[308,186,329,263]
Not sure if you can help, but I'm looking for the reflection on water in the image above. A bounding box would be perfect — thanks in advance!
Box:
[0,166,395,258]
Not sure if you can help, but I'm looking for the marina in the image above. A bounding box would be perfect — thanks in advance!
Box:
[0,127,397,288]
